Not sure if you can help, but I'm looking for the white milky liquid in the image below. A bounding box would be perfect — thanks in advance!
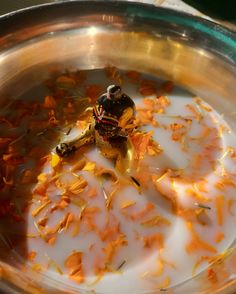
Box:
[10,69,236,293]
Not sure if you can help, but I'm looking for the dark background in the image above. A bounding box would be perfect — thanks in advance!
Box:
[184,0,236,21]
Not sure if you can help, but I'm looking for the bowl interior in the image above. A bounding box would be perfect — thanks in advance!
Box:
[0,2,236,293]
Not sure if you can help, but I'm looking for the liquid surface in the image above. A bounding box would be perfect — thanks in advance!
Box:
[0,68,236,293]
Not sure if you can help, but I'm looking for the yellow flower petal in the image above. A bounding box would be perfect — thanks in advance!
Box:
[37,173,47,183]
[51,153,61,168]
[82,161,96,172]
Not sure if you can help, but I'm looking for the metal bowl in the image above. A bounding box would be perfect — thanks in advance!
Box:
[0,1,236,293]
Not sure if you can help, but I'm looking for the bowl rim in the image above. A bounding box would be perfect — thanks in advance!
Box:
[0,0,235,65]
[0,0,235,41]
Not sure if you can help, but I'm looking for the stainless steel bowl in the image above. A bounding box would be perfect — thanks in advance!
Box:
[0,1,236,293]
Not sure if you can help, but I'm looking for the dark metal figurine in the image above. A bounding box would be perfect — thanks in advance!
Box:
[56,85,136,159]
